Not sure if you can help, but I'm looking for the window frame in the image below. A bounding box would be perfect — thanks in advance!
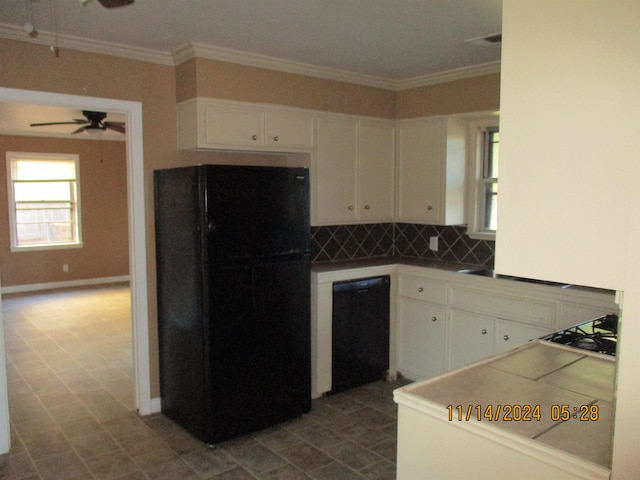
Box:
[466,116,500,241]
[6,152,83,252]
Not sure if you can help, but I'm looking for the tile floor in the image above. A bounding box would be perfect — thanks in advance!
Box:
[0,284,406,479]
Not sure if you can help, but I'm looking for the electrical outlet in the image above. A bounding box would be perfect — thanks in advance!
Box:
[429,236,438,251]
[62,264,69,273]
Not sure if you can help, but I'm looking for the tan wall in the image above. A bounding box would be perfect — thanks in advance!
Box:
[0,136,129,286]
[396,72,501,118]
[176,57,397,118]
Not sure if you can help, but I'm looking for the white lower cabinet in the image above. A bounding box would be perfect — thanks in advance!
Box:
[448,309,553,370]
[448,309,495,371]
[396,267,618,378]
[495,320,550,355]
[397,298,446,381]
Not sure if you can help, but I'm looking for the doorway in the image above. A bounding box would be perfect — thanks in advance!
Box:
[0,87,150,454]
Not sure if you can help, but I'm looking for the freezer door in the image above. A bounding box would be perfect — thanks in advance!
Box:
[205,165,310,262]
[206,256,311,443]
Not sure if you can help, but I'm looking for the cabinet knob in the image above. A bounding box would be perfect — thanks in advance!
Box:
[252,135,257,141]
[427,205,433,211]
[348,205,354,210]
[503,335,510,341]
[364,205,370,210]
[418,287,424,292]
[481,329,488,335]
[273,136,279,142]
[431,316,437,322]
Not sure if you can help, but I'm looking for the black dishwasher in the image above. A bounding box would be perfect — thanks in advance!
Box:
[331,276,390,393]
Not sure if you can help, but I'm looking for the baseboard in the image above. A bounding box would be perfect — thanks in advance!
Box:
[0,275,130,295]
[149,397,162,414]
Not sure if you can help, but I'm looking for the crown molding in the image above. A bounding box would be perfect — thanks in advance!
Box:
[172,43,501,91]
[171,43,397,90]
[394,61,501,90]
[1,24,500,90]
[0,23,174,66]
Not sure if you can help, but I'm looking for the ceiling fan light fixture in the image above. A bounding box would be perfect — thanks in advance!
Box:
[84,126,106,137]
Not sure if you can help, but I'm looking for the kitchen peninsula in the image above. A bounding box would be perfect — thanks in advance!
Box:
[394,341,614,479]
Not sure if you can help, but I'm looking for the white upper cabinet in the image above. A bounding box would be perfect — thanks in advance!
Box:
[356,119,395,223]
[496,1,640,290]
[177,98,314,152]
[312,114,394,225]
[264,110,315,149]
[395,116,466,225]
[203,102,264,148]
[313,115,359,224]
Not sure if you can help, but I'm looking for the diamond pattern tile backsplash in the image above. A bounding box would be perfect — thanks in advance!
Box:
[311,223,495,268]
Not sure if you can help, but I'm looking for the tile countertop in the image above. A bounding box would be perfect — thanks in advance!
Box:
[394,341,615,469]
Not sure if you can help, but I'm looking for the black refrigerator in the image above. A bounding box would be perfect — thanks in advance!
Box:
[154,164,311,445]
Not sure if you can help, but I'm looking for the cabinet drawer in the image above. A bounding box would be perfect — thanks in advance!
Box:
[449,286,555,326]
[399,275,447,304]
[557,302,617,330]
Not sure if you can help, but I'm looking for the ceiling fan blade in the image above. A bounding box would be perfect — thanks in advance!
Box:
[71,126,87,134]
[104,123,126,134]
[30,120,87,127]
[97,0,134,8]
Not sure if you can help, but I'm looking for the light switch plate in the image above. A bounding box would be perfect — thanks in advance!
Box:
[429,236,438,251]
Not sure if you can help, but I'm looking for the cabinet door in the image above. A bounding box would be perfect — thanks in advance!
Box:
[358,120,395,222]
[264,110,314,149]
[495,321,550,355]
[203,102,263,147]
[314,116,358,224]
[448,309,494,370]
[397,297,446,381]
[396,118,442,223]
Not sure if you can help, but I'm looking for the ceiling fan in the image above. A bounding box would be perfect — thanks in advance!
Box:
[30,110,126,135]
[80,0,135,8]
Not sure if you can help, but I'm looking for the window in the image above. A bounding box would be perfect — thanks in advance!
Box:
[482,127,499,232]
[6,152,82,251]
[466,117,499,240]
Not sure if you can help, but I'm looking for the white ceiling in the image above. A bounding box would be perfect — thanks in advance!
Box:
[0,0,502,139]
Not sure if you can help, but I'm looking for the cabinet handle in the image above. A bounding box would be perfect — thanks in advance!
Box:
[481,329,488,335]
[252,135,257,141]
[427,205,433,211]
[273,136,279,142]
[431,316,437,322]
[348,205,354,210]
[503,335,510,341]
[418,287,424,292]
[364,205,370,210]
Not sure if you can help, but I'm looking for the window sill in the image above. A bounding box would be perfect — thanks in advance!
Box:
[11,242,84,253]
[466,231,496,242]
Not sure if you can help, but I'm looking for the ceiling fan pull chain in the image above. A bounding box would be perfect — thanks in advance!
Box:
[50,0,60,57]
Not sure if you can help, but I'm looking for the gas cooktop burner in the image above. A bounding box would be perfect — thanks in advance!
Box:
[542,314,618,356]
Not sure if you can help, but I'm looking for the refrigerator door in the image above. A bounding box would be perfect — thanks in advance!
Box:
[206,256,311,443]
[205,165,310,262]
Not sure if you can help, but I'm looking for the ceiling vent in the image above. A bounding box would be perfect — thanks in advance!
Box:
[465,32,502,46]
